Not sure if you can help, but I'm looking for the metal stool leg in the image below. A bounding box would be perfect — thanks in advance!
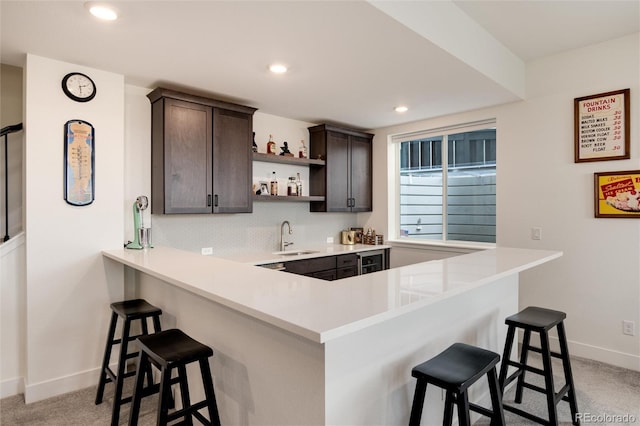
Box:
[498,325,516,390]
[557,322,580,425]
[128,351,148,426]
[157,367,172,426]
[514,329,532,404]
[111,318,132,426]
[200,358,222,426]
[540,331,558,425]
[96,311,118,405]
[456,391,471,426]
[177,364,194,426]
[409,380,427,426]
[443,390,455,426]
[487,367,506,426]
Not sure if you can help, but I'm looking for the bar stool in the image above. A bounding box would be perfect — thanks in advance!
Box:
[95,299,163,426]
[128,328,221,426]
[409,343,505,426]
[498,306,579,425]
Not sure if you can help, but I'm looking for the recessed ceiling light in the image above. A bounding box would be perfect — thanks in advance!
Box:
[269,64,288,74]
[395,106,409,113]
[86,3,118,21]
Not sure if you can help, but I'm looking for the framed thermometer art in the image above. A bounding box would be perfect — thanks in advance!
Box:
[64,120,95,206]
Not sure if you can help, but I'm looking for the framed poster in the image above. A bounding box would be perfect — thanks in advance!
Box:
[64,120,95,206]
[594,170,640,218]
[575,89,629,163]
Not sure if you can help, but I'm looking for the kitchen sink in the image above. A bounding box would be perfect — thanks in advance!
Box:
[272,250,319,256]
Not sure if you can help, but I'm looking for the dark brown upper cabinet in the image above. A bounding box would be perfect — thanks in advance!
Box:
[148,88,256,214]
[308,124,373,212]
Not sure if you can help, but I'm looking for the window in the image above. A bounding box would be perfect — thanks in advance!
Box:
[395,121,496,244]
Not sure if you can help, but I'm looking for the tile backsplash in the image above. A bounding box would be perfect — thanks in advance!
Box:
[152,202,357,255]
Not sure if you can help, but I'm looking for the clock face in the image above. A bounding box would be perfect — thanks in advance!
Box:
[62,72,96,102]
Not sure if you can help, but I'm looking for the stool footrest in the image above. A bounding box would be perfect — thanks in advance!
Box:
[522,381,546,395]
[503,403,551,426]
[506,360,545,376]
[468,402,494,418]
[166,399,211,423]
[523,345,563,360]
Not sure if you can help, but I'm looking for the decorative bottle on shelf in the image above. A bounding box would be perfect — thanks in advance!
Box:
[287,177,298,196]
[267,134,277,154]
[270,171,278,196]
[298,140,307,159]
[296,172,303,197]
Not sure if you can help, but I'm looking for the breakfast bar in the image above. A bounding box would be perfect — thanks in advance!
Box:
[102,246,561,425]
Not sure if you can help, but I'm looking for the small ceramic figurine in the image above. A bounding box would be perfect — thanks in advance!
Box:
[252,132,258,153]
[280,141,294,157]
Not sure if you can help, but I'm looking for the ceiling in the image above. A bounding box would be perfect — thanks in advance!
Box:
[1,1,638,130]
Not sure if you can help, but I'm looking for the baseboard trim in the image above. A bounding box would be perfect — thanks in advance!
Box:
[1,376,25,399]
[24,366,102,404]
[565,338,640,371]
[516,332,639,372]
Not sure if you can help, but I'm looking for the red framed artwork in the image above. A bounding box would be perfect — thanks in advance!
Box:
[594,170,640,218]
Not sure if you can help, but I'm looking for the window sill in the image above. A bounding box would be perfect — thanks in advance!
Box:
[387,238,495,253]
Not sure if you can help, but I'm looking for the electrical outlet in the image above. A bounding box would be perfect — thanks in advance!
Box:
[623,320,635,336]
[327,237,334,244]
[531,227,542,240]
[201,247,213,255]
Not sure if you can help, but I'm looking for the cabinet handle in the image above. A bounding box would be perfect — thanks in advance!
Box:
[214,194,219,207]
[207,194,212,207]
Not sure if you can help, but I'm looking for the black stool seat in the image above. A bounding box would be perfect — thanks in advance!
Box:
[506,306,566,331]
[138,328,214,367]
[112,299,163,319]
[129,329,221,426]
[499,306,579,425]
[409,343,505,426]
[96,299,162,426]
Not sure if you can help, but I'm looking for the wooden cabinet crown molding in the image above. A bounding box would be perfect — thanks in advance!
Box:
[147,87,257,116]
[308,123,374,139]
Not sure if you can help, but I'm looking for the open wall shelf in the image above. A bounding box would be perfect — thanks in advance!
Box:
[253,195,325,203]
[253,152,325,166]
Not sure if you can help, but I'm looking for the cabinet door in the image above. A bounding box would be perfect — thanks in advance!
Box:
[325,131,351,212]
[155,98,212,214]
[285,256,336,275]
[213,108,253,213]
[349,135,372,212]
[312,269,337,281]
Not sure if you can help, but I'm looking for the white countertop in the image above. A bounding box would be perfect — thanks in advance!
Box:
[102,246,561,343]
[219,243,391,265]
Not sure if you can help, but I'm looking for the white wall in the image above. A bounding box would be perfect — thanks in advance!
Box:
[23,55,125,402]
[369,33,640,370]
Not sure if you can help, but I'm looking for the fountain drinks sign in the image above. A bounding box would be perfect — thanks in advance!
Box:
[575,89,630,163]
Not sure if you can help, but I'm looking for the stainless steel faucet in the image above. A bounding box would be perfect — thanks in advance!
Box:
[280,220,293,251]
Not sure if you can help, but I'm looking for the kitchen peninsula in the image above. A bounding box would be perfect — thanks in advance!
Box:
[102,245,561,425]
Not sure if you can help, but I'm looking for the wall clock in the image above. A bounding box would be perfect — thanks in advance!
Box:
[61,72,96,102]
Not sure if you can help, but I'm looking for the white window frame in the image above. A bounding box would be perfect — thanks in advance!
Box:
[388,119,497,249]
